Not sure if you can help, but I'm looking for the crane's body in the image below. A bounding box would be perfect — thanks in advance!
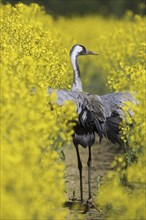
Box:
[49,88,135,146]
[48,44,136,204]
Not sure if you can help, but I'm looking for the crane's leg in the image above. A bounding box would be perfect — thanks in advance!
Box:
[74,143,83,202]
[87,146,92,200]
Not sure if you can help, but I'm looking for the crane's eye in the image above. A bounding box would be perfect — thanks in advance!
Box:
[80,47,86,55]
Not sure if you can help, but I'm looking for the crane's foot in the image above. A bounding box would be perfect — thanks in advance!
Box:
[82,198,92,213]
[82,197,101,214]
[87,196,93,204]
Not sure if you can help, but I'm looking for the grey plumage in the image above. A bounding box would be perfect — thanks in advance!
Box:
[48,88,135,146]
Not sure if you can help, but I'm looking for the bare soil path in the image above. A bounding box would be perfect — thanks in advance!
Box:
[63,139,124,220]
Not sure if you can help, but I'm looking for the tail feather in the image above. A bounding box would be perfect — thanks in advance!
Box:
[92,113,103,143]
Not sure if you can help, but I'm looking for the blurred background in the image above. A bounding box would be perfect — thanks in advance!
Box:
[2,0,146,17]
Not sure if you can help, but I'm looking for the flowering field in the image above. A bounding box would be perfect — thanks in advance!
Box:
[1,3,145,220]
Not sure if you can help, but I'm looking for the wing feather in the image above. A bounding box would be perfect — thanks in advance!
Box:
[101,92,136,145]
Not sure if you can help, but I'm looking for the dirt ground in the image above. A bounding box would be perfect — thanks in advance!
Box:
[63,138,124,220]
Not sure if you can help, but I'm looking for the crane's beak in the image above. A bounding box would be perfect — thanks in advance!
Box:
[86,50,98,55]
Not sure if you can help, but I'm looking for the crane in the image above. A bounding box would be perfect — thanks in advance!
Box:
[48,44,136,205]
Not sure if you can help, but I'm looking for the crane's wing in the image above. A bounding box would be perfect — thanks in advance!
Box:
[100,92,136,118]
[100,92,136,145]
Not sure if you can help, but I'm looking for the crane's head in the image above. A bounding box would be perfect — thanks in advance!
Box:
[70,44,98,58]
